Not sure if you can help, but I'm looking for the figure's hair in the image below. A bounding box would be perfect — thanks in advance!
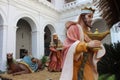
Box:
[24,50,28,54]
[78,13,88,24]
[31,57,35,61]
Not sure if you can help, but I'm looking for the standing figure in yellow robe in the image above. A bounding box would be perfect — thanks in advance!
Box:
[60,7,106,80]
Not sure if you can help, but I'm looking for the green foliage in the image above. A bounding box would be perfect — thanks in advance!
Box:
[98,74,115,80]
[41,56,48,65]
[97,42,120,80]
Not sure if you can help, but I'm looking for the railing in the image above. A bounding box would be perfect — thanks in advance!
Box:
[63,0,92,9]
[27,0,92,11]
[38,0,57,10]
[63,1,77,8]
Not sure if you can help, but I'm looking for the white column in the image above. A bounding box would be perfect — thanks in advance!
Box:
[13,26,18,59]
[31,31,42,59]
[0,25,8,71]
[6,26,17,59]
[39,30,45,59]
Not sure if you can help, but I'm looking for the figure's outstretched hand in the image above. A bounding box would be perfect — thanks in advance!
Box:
[87,40,101,48]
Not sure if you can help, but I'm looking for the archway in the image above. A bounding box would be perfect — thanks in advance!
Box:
[16,19,32,58]
[44,24,55,56]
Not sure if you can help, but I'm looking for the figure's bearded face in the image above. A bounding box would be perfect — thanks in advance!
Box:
[82,13,93,28]
[53,39,58,46]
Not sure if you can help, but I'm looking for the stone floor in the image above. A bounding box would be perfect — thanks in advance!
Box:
[0,68,61,80]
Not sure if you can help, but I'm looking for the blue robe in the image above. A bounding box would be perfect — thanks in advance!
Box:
[22,56,38,72]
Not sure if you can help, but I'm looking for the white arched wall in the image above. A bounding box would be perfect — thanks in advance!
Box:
[13,13,39,32]
[16,19,32,58]
[7,13,41,59]
[0,8,7,25]
[44,24,56,56]
[43,22,56,34]
[44,24,56,42]
[0,9,8,71]
[39,22,56,57]
[45,24,56,35]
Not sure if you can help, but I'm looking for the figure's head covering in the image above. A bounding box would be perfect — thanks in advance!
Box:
[52,33,58,39]
[81,7,95,14]
[65,7,95,30]
[76,7,95,25]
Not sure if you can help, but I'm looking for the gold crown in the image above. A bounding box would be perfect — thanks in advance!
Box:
[81,7,95,13]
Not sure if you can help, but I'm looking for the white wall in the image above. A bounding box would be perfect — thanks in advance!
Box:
[0,25,8,71]
[0,0,104,71]
[0,0,61,71]
[111,21,120,43]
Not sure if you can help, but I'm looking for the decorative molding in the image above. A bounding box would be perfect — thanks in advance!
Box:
[0,24,7,26]
[61,0,92,11]
[7,0,60,21]
[31,30,40,33]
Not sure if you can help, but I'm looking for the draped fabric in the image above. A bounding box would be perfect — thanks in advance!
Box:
[60,23,84,80]
[60,23,105,80]
[61,24,82,68]
[22,56,38,72]
[48,46,62,72]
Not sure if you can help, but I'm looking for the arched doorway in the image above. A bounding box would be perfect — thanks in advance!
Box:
[44,24,55,56]
[16,19,32,58]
